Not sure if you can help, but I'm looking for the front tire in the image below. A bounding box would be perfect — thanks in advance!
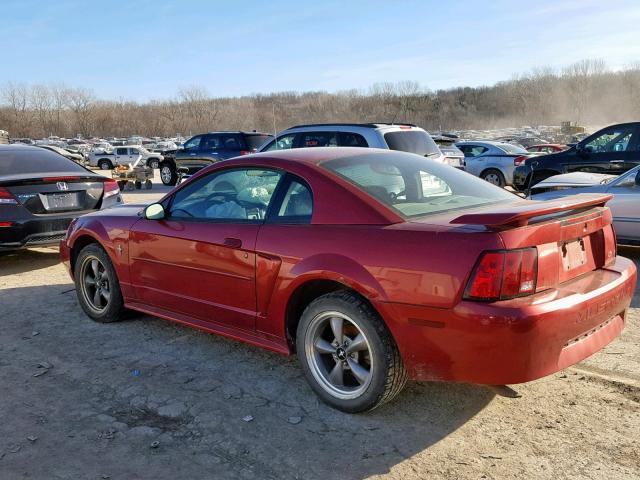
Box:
[148,158,160,169]
[74,244,126,323]
[160,162,177,186]
[296,290,407,413]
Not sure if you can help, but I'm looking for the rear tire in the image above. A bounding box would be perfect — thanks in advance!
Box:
[74,244,126,323]
[481,169,506,187]
[98,159,113,170]
[296,290,407,413]
[148,159,160,169]
[160,162,177,186]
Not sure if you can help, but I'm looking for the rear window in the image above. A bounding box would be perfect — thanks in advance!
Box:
[244,134,273,150]
[383,130,441,157]
[0,148,87,175]
[322,151,516,219]
[498,143,528,154]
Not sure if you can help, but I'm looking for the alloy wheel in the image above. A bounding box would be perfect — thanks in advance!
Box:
[80,256,111,312]
[160,166,172,183]
[305,311,373,400]
[484,172,502,185]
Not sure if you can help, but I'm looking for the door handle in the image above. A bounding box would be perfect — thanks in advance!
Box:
[223,237,242,248]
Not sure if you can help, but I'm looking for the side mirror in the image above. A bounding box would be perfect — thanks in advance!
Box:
[144,203,165,220]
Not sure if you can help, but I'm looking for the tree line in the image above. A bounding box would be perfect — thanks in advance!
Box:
[1,60,639,139]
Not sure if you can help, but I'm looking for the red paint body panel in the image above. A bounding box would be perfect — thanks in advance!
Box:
[60,148,638,385]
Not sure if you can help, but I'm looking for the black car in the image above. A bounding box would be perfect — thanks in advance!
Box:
[0,145,122,250]
[513,122,640,190]
[159,131,272,185]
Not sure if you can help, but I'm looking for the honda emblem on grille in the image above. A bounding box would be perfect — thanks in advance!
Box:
[56,181,68,191]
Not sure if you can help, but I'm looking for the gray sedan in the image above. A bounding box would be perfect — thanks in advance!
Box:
[532,166,640,245]
[456,141,536,187]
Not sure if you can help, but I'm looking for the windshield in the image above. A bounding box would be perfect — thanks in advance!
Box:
[383,130,441,157]
[0,148,89,175]
[322,151,516,219]
[245,134,273,150]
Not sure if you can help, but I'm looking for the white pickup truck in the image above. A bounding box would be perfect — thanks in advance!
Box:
[88,146,163,170]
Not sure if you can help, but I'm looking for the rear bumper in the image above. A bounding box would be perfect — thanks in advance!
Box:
[0,215,78,250]
[381,256,637,384]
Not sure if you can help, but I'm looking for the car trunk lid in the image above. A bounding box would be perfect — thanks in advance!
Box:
[1,174,106,214]
[450,194,616,289]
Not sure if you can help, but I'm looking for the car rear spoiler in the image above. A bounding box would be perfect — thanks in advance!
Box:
[450,193,612,229]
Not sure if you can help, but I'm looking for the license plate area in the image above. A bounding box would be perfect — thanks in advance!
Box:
[42,192,80,211]
[561,238,587,271]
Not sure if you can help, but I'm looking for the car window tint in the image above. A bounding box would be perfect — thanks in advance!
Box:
[264,134,296,151]
[218,135,242,150]
[300,132,337,148]
[244,134,272,150]
[338,132,368,147]
[129,148,139,155]
[461,145,487,157]
[383,131,440,156]
[584,127,636,153]
[0,148,87,175]
[183,136,202,150]
[499,144,527,154]
[276,180,313,221]
[201,135,220,150]
[322,151,516,219]
[170,169,282,221]
[116,148,128,155]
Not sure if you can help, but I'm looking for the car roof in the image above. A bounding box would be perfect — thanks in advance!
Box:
[197,131,272,135]
[288,123,418,129]
[456,140,512,147]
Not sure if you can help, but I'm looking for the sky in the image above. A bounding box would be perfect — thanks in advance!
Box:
[1,0,640,101]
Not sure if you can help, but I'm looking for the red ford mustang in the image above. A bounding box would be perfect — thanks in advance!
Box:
[60,148,636,412]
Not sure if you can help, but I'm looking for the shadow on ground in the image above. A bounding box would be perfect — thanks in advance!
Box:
[0,281,495,479]
[0,247,60,277]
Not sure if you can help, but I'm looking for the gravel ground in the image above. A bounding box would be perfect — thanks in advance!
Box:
[0,178,638,480]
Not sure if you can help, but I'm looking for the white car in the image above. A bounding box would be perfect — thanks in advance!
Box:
[88,146,163,170]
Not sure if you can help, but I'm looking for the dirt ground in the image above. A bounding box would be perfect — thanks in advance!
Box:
[0,178,638,479]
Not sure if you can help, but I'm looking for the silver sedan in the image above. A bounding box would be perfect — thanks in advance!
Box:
[456,141,537,187]
[532,166,640,245]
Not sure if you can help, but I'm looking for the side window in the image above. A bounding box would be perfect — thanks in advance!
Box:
[183,135,202,151]
[338,132,368,147]
[200,135,220,150]
[218,134,242,150]
[129,148,139,155]
[470,146,488,156]
[263,133,296,151]
[116,148,128,155]
[300,132,337,148]
[169,168,283,221]
[274,178,313,223]
[584,127,636,153]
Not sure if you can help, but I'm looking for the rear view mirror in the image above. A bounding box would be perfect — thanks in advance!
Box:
[144,203,165,220]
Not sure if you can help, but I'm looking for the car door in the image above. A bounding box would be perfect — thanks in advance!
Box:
[569,125,639,174]
[458,144,488,177]
[114,147,129,165]
[129,167,284,331]
[604,168,640,241]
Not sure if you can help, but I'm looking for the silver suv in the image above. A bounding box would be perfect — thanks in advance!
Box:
[259,123,460,167]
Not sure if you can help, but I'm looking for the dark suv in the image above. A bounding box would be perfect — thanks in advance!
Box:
[159,131,272,185]
[513,122,640,190]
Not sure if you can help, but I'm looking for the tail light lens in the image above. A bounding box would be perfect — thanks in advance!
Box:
[464,248,538,301]
[103,179,120,199]
[239,149,256,155]
[0,187,18,205]
[513,155,528,166]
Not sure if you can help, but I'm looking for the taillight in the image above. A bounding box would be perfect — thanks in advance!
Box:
[103,179,120,199]
[239,149,256,155]
[0,187,18,205]
[513,155,528,166]
[0,221,13,227]
[464,248,538,301]
[603,225,617,267]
